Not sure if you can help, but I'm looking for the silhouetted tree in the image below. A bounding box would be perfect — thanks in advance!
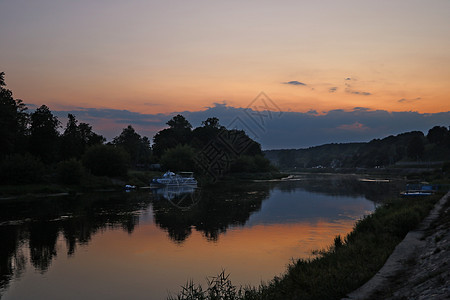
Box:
[61,114,83,159]
[78,122,105,146]
[152,115,192,157]
[191,117,224,149]
[29,105,60,163]
[56,158,84,184]
[160,144,196,172]
[0,153,45,184]
[0,72,28,157]
[61,114,105,160]
[407,135,424,161]
[152,115,270,178]
[229,155,273,173]
[139,136,152,165]
[82,145,128,177]
[427,126,450,147]
[167,114,192,130]
[201,117,221,128]
[226,129,263,156]
[112,125,151,166]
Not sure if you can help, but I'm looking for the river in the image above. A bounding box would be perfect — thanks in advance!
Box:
[0,174,404,299]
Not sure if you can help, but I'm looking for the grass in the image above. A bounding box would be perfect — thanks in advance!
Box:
[169,193,442,300]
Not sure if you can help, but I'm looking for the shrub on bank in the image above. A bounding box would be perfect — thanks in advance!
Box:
[82,145,129,177]
[0,153,45,184]
[56,159,84,185]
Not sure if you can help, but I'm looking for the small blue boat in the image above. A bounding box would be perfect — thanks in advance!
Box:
[400,184,437,196]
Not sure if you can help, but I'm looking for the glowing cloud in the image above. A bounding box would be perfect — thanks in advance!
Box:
[398,97,422,103]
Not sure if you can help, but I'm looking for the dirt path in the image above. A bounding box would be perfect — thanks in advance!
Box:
[344,191,450,300]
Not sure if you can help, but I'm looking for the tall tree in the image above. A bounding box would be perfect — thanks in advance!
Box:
[61,114,105,159]
[167,114,192,130]
[191,117,224,149]
[160,144,196,172]
[82,145,128,177]
[152,115,193,157]
[78,122,105,146]
[407,135,425,161]
[29,105,60,163]
[201,117,221,128]
[112,125,151,166]
[427,126,450,147]
[0,72,28,157]
[61,114,83,159]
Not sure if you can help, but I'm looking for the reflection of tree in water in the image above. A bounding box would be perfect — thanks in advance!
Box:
[0,225,26,295]
[29,221,59,272]
[0,191,151,294]
[277,174,405,203]
[151,183,272,243]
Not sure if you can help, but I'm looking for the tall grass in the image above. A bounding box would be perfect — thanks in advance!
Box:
[169,194,440,300]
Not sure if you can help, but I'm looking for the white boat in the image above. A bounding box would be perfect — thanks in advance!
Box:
[151,171,197,186]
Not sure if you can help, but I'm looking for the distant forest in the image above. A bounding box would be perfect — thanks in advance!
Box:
[0,72,273,185]
[264,127,450,171]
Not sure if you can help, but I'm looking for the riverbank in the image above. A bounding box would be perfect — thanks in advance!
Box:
[0,170,286,199]
[344,191,450,299]
[169,190,447,299]
[0,176,122,199]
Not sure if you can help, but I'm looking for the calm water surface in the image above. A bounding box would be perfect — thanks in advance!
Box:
[0,174,404,299]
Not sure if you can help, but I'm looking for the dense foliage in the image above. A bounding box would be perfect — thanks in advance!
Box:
[152,115,274,175]
[111,125,152,166]
[0,72,28,157]
[0,71,273,186]
[266,128,450,170]
[0,72,146,185]
[82,145,129,177]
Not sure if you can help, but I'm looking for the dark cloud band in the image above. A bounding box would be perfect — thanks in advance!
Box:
[51,104,450,150]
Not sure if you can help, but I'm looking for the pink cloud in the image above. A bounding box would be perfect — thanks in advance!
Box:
[337,122,369,131]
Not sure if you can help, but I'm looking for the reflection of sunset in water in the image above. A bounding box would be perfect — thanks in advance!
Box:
[1,175,397,300]
[3,217,361,300]
[50,219,358,299]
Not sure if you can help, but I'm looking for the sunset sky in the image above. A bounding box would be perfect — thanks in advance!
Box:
[1,0,449,147]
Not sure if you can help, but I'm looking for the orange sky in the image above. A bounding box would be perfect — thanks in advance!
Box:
[1,0,449,116]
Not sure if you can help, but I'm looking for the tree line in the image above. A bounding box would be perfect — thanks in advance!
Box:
[265,126,450,170]
[0,72,273,185]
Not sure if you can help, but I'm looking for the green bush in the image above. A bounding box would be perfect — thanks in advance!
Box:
[161,144,196,172]
[56,159,84,184]
[0,153,45,184]
[82,145,129,177]
[230,155,274,173]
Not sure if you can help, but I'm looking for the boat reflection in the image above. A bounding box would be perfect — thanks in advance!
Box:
[151,185,201,211]
[150,182,270,243]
